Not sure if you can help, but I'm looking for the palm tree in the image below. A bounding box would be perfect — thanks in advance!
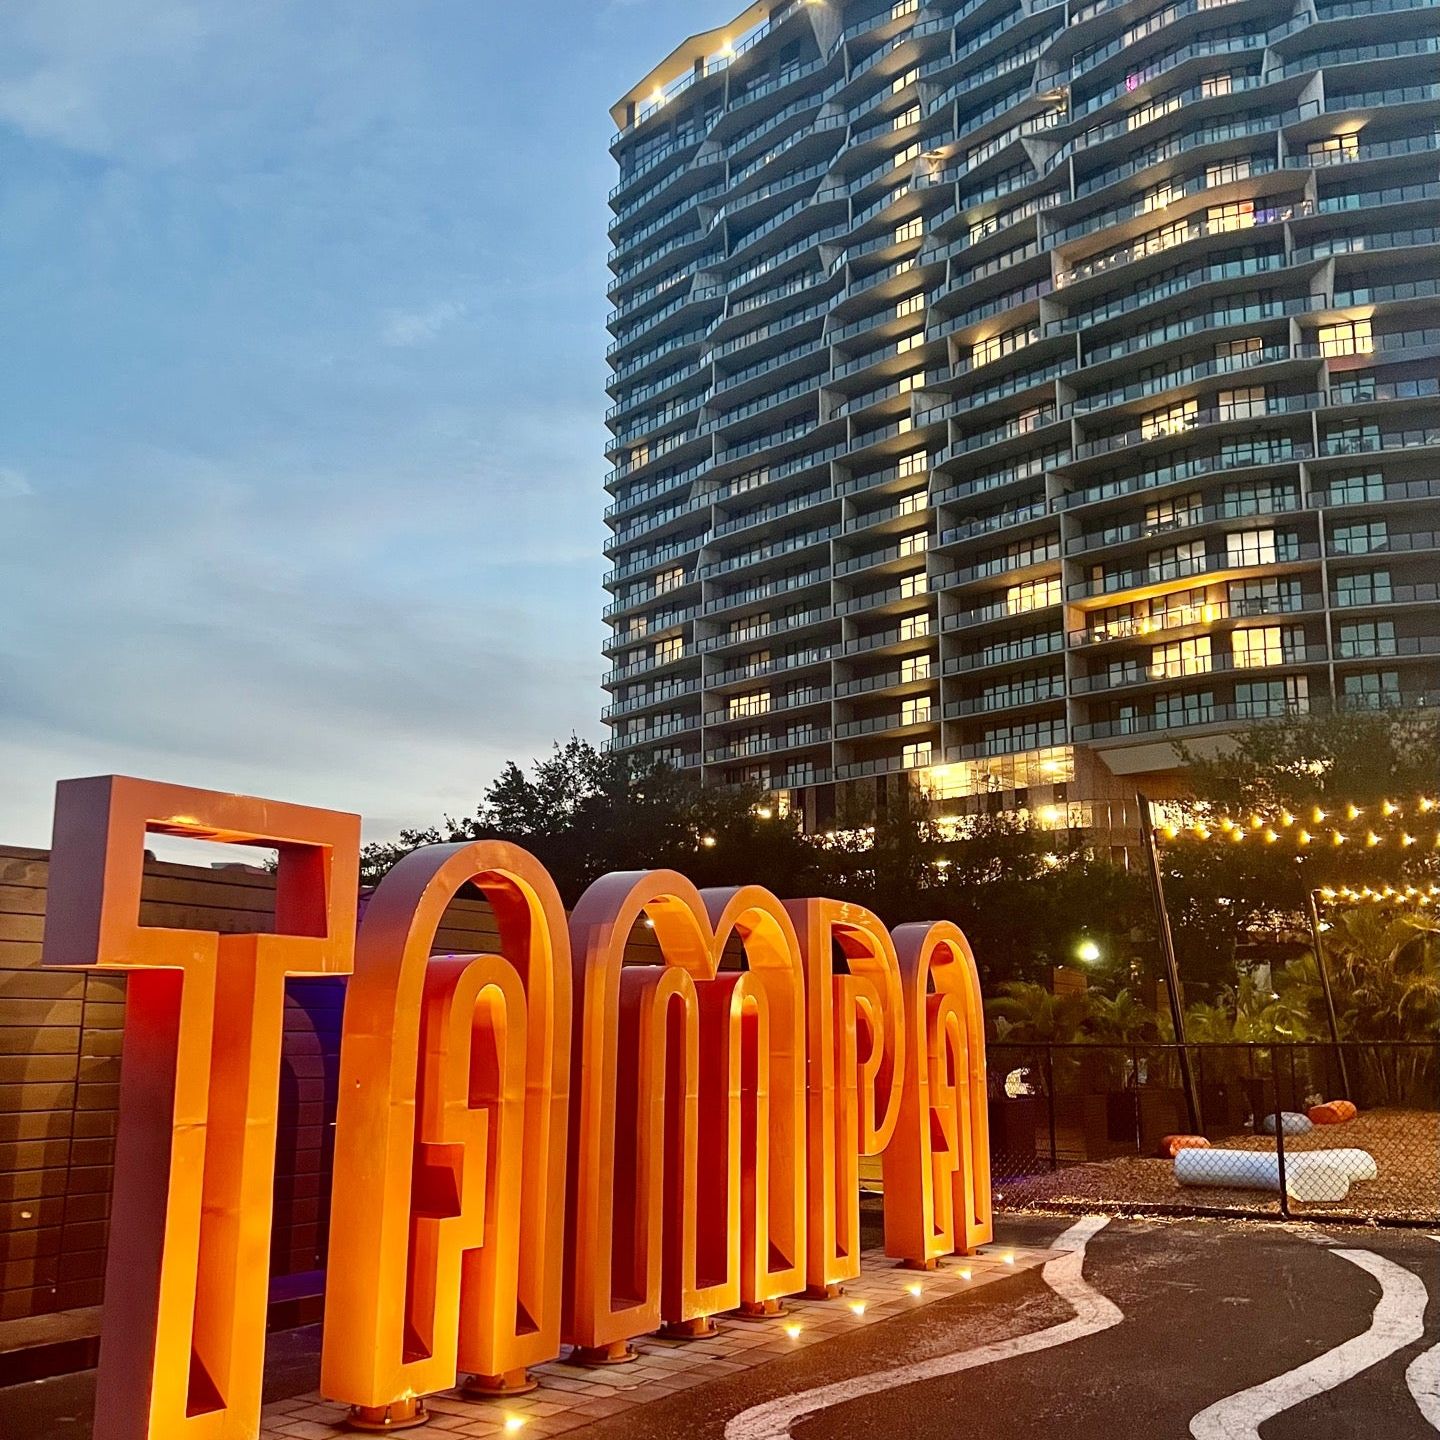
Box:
[1087,989,1154,1042]
[985,981,1090,1043]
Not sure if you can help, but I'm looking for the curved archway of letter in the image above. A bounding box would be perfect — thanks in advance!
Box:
[565,874,808,1356]
[322,842,571,1416]
[882,922,992,1266]
[783,900,906,1294]
[701,889,808,1311]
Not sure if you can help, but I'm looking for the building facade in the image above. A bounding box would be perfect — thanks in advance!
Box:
[601,0,1440,838]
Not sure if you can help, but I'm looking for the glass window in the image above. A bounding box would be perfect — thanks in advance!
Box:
[1151,636,1212,678]
[1226,529,1279,566]
[1332,521,1388,554]
[1343,670,1402,708]
[1142,399,1199,439]
[1334,569,1393,605]
[1316,318,1373,357]
[1337,621,1397,659]
[1325,471,1385,506]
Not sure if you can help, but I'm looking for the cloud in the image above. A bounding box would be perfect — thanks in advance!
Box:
[381,300,469,349]
[0,467,31,498]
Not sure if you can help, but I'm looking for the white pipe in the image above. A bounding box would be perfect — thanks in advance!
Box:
[1174,1148,1372,1202]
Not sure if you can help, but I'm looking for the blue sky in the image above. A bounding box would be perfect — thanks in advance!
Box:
[0,0,740,846]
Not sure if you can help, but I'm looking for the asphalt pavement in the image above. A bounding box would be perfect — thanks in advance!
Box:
[4,1214,1437,1439]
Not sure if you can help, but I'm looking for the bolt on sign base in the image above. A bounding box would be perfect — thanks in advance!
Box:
[659,1317,718,1341]
[345,1399,429,1432]
[461,1369,538,1400]
[805,1282,846,1300]
[733,1298,790,1321]
[571,1340,640,1367]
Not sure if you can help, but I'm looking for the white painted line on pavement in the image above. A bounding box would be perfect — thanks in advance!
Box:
[1189,1249,1429,1440]
[723,1216,1120,1440]
[1407,1236,1440,1433]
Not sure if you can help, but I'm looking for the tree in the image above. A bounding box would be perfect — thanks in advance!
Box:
[360,737,821,904]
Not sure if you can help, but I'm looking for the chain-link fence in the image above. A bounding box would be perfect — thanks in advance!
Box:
[988,1041,1440,1222]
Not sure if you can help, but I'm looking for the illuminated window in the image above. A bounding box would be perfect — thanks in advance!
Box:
[893,142,921,171]
[897,489,927,517]
[897,330,925,354]
[1142,399,1199,439]
[1232,627,1283,667]
[653,636,684,663]
[900,655,929,682]
[898,449,929,478]
[1216,335,1263,364]
[903,742,933,768]
[895,215,924,243]
[891,67,919,93]
[901,698,929,724]
[896,370,926,395]
[1200,73,1233,97]
[898,530,928,558]
[1206,158,1252,187]
[898,570,926,599]
[729,691,771,718]
[971,323,1038,368]
[1152,636,1212,678]
[1317,319,1373,357]
[893,105,921,132]
[1141,181,1183,212]
[896,292,926,319]
[1226,529,1279,567]
[1308,133,1360,162]
[898,612,931,640]
[1218,386,1266,420]
[1207,201,1255,234]
[1006,578,1061,614]
[655,566,686,594]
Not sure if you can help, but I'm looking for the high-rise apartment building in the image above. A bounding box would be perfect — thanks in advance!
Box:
[602,0,1440,837]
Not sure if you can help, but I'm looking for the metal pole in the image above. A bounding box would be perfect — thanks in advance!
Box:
[1305,888,1353,1098]
[1045,1048,1058,1172]
[1270,1045,1289,1219]
[1137,792,1203,1133]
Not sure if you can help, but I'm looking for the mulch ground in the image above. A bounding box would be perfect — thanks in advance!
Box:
[994,1108,1440,1222]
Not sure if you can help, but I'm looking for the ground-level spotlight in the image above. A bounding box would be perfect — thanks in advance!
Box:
[906,1282,923,1297]
[504,1418,527,1435]
[784,1323,803,1339]
[848,1300,867,1316]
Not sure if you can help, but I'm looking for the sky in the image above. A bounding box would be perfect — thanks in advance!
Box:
[0,0,742,848]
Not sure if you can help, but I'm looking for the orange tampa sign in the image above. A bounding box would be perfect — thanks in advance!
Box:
[42,776,992,1440]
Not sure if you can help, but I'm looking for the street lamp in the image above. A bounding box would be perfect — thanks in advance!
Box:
[1076,937,1102,964]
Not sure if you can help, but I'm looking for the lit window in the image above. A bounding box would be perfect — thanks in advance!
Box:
[1206,158,1252,187]
[1232,627,1283,667]
[1006,578,1061,614]
[1142,399,1198,439]
[1207,201,1255,234]
[903,741,933,768]
[1200,73,1233,98]
[1308,133,1360,162]
[896,292,926,319]
[1151,636,1212,678]
[1226,529,1279,567]
[1316,319,1373,357]
[1218,386,1266,420]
